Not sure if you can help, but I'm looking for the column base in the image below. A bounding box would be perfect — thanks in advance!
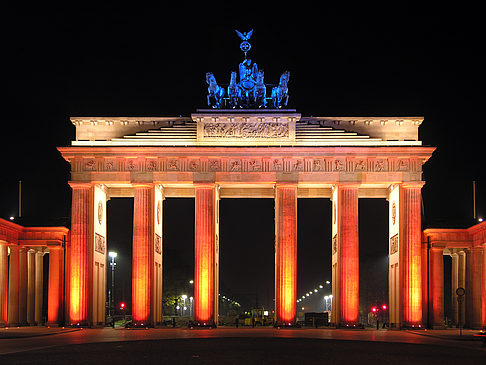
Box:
[189,320,217,328]
[46,322,61,327]
[273,321,301,328]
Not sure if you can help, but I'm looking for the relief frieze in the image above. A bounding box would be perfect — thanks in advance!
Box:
[95,233,105,254]
[202,121,289,139]
[71,156,410,173]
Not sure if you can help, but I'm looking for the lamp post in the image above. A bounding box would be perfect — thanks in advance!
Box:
[108,251,117,317]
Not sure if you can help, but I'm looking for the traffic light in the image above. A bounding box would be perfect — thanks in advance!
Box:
[382,304,387,311]
[371,306,378,313]
[120,302,126,310]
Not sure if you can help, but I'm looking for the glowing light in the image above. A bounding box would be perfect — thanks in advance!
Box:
[319,285,323,288]
[9,217,14,221]
[108,251,117,258]
[382,304,387,310]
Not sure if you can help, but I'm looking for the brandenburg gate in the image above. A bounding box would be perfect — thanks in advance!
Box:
[1,31,484,329]
[58,109,434,328]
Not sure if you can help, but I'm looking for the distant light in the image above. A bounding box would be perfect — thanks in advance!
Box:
[319,285,323,288]
[9,217,14,221]
[302,296,305,299]
[324,296,329,300]
[314,289,318,292]
[108,251,117,258]
[326,281,330,284]
[301,307,305,310]
[264,311,269,316]
[181,295,187,300]
[176,306,180,310]
[120,302,125,309]
[329,295,333,299]
[189,280,194,284]
[306,293,309,297]
[371,306,378,313]
[479,218,484,222]
[382,304,387,310]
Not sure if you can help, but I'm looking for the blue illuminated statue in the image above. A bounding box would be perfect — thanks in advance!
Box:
[206,72,225,109]
[271,71,290,109]
[205,30,290,109]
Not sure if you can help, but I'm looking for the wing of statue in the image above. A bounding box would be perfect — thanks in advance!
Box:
[235,30,245,40]
[246,29,253,40]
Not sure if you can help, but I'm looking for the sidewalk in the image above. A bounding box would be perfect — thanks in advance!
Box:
[405,328,485,342]
[0,327,80,339]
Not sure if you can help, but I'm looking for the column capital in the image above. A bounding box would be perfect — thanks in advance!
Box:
[401,181,425,189]
[68,181,92,189]
[132,183,154,189]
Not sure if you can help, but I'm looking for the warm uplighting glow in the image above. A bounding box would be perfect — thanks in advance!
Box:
[194,187,216,323]
[275,186,297,324]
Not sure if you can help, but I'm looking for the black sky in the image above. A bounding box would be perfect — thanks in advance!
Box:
[2,4,484,312]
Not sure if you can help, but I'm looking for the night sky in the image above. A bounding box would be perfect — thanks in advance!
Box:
[2,5,484,315]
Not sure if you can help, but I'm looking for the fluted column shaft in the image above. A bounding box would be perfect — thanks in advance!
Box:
[18,247,28,325]
[27,249,36,325]
[0,243,8,326]
[429,248,444,328]
[48,246,64,325]
[8,246,20,326]
[401,185,423,327]
[194,185,218,324]
[334,185,359,326]
[69,184,90,325]
[275,185,297,324]
[482,245,486,329]
[35,251,44,325]
[466,247,482,328]
[132,185,153,324]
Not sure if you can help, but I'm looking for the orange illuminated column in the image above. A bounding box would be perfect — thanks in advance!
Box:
[275,184,297,325]
[466,247,482,328]
[429,247,444,328]
[26,249,36,325]
[331,185,359,326]
[482,244,486,329]
[18,247,28,325]
[48,246,64,326]
[194,184,219,325]
[400,183,423,327]
[7,246,20,326]
[132,184,156,325]
[68,182,91,325]
[0,242,7,326]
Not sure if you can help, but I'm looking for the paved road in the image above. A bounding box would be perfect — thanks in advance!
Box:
[0,327,484,364]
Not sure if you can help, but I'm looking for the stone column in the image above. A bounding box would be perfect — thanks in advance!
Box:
[401,183,423,327]
[450,252,459,325]
[194,184,219,326]
[8,246,20,326]
[466,247,482,328]
[429,247,444,328]
[48,246,64,326]
[132,184,154,325]
[275,184,297,325]
[458,251,466,326]
[482,244,486,329]
[331,185,359,327]
[35,250,44,325]
[68,183,91,325]
[18,247,28,325]
[27,249,36,325]
[0,242,8,326]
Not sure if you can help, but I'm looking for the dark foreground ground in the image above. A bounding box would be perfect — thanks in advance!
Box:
[1,337,485,365]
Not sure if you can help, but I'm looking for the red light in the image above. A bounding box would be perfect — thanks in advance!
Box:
[371,307,378,313]
[382,304,387,310]
[120,303,125,309]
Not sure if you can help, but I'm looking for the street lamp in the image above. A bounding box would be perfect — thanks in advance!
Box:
[108,251,117,316]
